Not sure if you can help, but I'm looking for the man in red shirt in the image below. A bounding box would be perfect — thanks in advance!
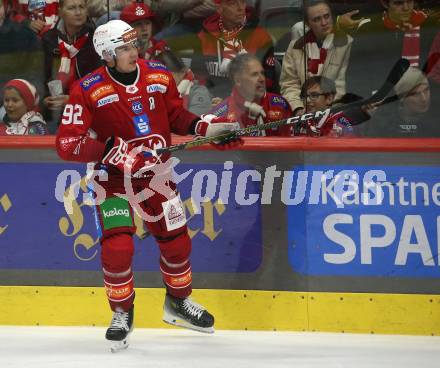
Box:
[56,19,240,352]
[210,53,292,136]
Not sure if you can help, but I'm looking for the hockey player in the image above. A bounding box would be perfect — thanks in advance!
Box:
[209,53,292,136]
[55,19,241,352]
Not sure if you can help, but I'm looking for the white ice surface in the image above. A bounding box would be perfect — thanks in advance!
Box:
[1,326,439,368]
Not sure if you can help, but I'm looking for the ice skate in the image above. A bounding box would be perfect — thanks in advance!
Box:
[105,306,134,353]
[163,294,214,334]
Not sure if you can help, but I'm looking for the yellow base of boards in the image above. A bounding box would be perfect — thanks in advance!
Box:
[1,286,439,335]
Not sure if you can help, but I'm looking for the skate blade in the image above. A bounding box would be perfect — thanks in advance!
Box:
[109,337,130,353]
[163,314,214,334]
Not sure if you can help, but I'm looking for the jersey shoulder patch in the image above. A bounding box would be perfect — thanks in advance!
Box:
[209,100,229,117]
[145,72,171,86]
[336,115,353,128]
[269,94,288,109]
[80,72,104,91]
[144,59,168,71]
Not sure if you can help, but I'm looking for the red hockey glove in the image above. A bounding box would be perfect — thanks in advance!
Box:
[102,136,146,177]
[195,114,243,150]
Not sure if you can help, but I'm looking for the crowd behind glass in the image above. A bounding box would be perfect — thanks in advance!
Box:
[0,0,439,137]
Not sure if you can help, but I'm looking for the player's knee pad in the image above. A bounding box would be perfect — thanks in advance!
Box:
[156,230,192,264]
[101,233,134,273]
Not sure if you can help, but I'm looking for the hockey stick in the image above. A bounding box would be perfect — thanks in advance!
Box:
[156,58,409,155]
[329,58,410,115]
[157,109,331,154]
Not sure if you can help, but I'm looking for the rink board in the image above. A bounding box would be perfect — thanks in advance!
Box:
[1,286,439,335]
[1,137,440,335]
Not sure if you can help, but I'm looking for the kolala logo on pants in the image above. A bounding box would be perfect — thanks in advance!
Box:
[102,208,130,218]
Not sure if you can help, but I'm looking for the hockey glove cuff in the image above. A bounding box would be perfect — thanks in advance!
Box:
[102,136,145,176]
[195,114,243,149]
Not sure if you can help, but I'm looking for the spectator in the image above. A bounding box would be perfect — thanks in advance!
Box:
[193,0,276,99]
[280,0,353,115]
[3,0,60,36]
[361,67,439,137]
[87,0,132,23]
[301,75,336,113]
[157,50,212,115]
[300,75,375,137]
[209,53,292,136]
[0,1,39,53]
[153,0,216,43]
[1,79,48,135]
[42,0,101,111]
[120,1,169,59]
[347,0,438,99]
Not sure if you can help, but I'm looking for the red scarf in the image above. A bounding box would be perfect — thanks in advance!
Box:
[383,10,428,67]
[57,33,89,91]
[304,31,331,76]
[218,16,246,63]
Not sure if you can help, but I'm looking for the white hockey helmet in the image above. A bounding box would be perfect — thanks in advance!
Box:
[93,19,138,59]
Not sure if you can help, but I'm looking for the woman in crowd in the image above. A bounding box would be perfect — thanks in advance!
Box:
[42,0,101,111]
[1,78,48,135]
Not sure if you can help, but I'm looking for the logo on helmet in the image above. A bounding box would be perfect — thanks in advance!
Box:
[122,29,138,43]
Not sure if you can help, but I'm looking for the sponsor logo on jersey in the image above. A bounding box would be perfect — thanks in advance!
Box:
[126,85,139,94]
[132,114,151,135]
[90,84,115,101]
[127,95,142,102]
[336,115,353,128]
[211,102,228,116]
[145,60,167,70]
[81,74,103,90]
[268,109,282,120]
[146,73,170,85]
[270,96,288,108]
[147,84,167,94]
[97,94,119,107]
[58,137,81,152]
[122,29,137,43]
[131,101,144,114]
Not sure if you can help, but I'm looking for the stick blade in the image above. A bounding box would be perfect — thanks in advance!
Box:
[387,58,410,86]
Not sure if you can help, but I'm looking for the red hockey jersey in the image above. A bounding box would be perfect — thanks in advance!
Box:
[56,59,198,168]
[209,88,292,137]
